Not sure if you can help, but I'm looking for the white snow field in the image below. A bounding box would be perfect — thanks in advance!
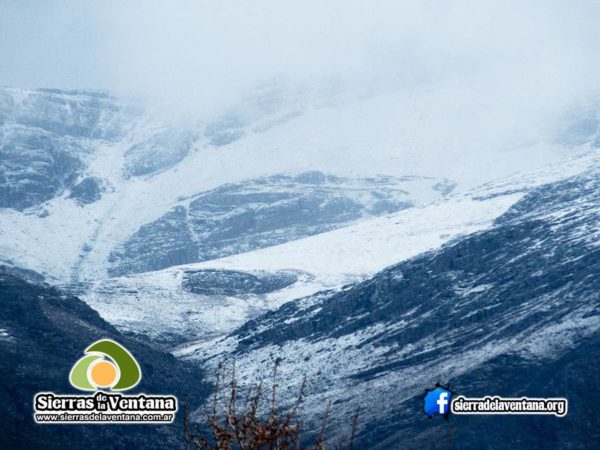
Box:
[0,78,583,284]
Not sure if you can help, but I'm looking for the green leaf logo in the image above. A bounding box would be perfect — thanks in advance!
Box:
[69,339,141,391]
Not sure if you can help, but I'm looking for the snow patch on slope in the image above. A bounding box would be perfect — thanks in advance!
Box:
[82,191,521,343]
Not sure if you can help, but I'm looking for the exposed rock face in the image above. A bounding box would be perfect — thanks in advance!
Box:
[0,88,136,210]
[0,267,208,450]
[107,206,199,275]
[108,172,440,276]
[68,176,105,205]
[0,88,128,139]
[1,124,84,209]
[182,269,297,296]
[187,169,600,449]
[123,128,196,177]
[0,87,198,211]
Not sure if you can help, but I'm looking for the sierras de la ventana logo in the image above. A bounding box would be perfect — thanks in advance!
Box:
[34,339,177,424]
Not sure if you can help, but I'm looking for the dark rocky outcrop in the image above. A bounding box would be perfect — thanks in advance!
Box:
[182,269,297,296]
[68,177,105,205]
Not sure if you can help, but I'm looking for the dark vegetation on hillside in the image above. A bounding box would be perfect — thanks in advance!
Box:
[0,267,209,450]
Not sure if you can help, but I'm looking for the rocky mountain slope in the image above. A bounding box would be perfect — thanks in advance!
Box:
[2,83,600,449]
[107,172,450,276]
[0,88,138,210]
[177,168,600,448]
[76,151,599,348]
[0,84,452,284]
[0,266,208,450]
[79,190,520,345]
[1,82,585,283]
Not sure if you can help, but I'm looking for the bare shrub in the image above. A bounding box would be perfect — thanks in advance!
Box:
[183,362,359,450]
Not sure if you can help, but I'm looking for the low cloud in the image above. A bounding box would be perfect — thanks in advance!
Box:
[1,0,599,118]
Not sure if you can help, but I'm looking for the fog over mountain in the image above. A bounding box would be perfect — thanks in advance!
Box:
[1,1,600,449]
[3,1,599,113]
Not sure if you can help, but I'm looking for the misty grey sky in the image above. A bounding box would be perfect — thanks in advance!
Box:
[1,0,599,112]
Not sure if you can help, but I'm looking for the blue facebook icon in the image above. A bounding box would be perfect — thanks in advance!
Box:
[423,387,452,418]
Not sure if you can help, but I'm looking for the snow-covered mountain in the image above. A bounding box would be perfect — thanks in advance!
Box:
[79,190,520,344]
[0,87,139,210]
[0,84,452,282]
[2,81,591,283]
[106,172,453,277]
[177,167,600,448]
[70,149,598,347]
[2,81,600,449]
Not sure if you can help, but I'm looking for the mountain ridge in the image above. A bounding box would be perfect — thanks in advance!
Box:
[177,167,600,448]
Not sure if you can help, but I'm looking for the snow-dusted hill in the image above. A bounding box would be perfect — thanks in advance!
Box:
[2,80,600,449]
[106,172,453,277]
[2,80,594,283]
[77,150,599,346]
[79,190,521,344]
[3,83,599,346]
[176,166,600,449]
